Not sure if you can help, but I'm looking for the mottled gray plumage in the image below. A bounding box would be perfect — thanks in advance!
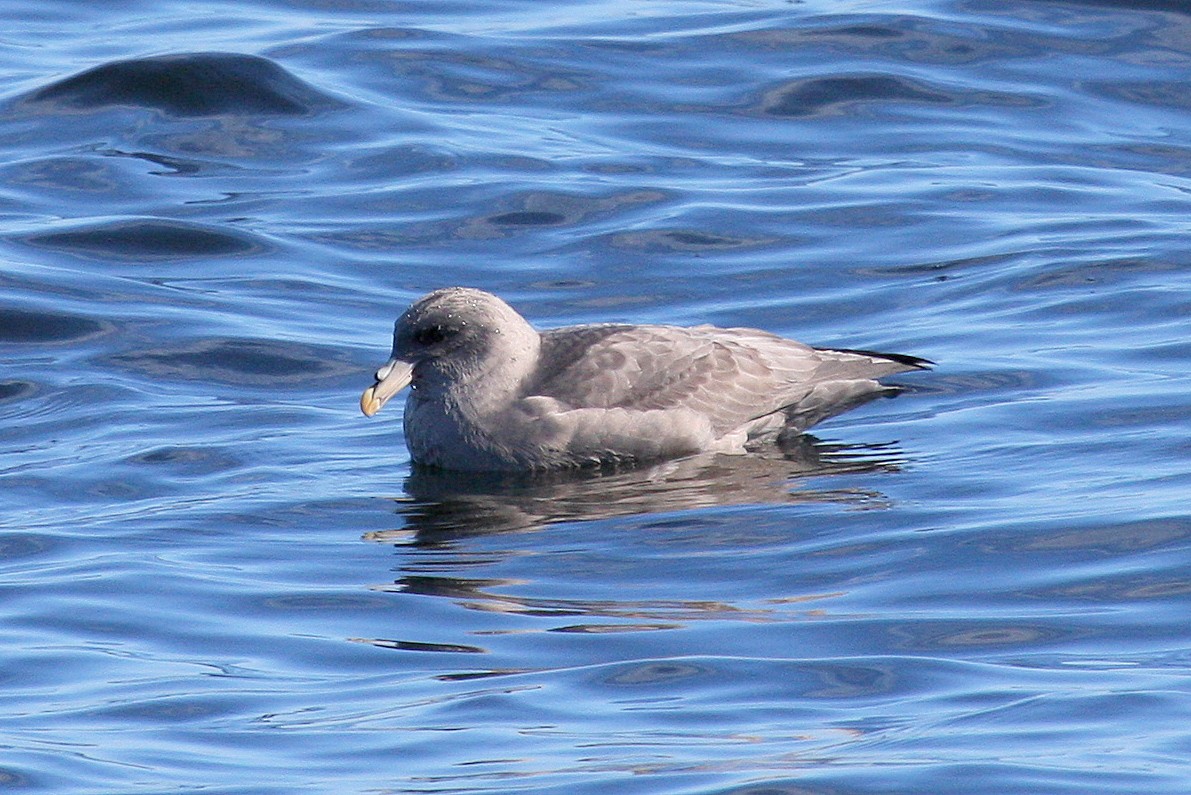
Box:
[361,287,930,471]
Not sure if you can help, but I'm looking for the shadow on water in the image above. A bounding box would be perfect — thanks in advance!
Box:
[19,52,344,117]
[354,436,914,652]
[2,51,354,165]
[20,217,269,260]
[366,434,910,547]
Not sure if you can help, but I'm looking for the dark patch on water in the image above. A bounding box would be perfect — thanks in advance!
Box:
[0,533,57,560]
[461,189,668,239]
[124,445,240,476]
[0,307,107,344]
[890,621,1079,652]
[264,593,389,610]
[434,668,533,682]
[610,228,774,252]
[4,156,117,192]
[344,144,459,178]
[802,662,899,699]
[908,369,1043,398]
[603,660,709,686]
[824,24,904,39]
[664,230,743,248]
[762,74,952,117]
[388,576,509,599]
[1023,518,1191,555]
[1050,0,1191,11]
[857,252,1019,278]
[107,150,208,176]
[22,218,266,260]
[739,18,1032,66]
[0,380,37,402]
[714,784,834,795]
[487,210,567,226]
[87,696,235,722]
[0,769,32,788]
[1018,256,1181,290]
[354,638,487,653]
[1091,80,1191,112]
[23,52,342,117]
[107,338,358,387]
[549,622,679,633]
[1044,570,1191,602]
[375,45,587,104]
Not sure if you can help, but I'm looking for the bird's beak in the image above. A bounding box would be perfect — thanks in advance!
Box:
[360,358,413,417]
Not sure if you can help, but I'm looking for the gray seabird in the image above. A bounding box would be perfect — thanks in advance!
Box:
[362,287,930,471]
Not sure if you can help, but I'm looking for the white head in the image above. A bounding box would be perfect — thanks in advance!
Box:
[360,288,540,417]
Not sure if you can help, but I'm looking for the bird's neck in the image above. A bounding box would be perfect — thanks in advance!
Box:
[427,331,541,419]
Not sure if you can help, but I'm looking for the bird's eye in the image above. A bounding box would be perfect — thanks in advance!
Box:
[413,324,450,346]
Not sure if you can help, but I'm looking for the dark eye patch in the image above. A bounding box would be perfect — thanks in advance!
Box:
[413,324,450,346]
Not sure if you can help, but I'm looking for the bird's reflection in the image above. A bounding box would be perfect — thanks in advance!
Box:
[355,436,910,656]
[366,434,909,547]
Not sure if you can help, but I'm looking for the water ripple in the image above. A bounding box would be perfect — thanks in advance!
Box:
[2,0,1190,793]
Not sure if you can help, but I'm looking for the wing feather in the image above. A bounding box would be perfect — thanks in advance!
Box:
[533,324,827,435]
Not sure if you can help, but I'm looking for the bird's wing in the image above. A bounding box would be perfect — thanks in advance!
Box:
[533,324,825,435]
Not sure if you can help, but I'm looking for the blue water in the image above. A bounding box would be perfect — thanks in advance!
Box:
[2,0,1190,792]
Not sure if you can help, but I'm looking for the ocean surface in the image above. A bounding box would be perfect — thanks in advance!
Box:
[2,0,1190,792]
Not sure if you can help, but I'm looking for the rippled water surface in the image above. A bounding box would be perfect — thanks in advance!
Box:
[3,0,1190,792]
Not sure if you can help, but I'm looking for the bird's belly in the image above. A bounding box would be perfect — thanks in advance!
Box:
[404,395,746,471]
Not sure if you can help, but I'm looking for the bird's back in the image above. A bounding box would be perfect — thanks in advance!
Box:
[531,323,927,439]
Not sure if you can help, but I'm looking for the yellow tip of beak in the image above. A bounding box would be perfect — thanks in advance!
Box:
[360,358,413,418]
[360,386,382,417]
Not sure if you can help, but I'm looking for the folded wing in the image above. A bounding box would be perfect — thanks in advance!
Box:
[532,324,927,437]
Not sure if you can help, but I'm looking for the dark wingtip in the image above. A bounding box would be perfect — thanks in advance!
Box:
[820,347,935,370]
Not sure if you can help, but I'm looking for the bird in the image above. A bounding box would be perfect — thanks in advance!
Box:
[360,287,930,471]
